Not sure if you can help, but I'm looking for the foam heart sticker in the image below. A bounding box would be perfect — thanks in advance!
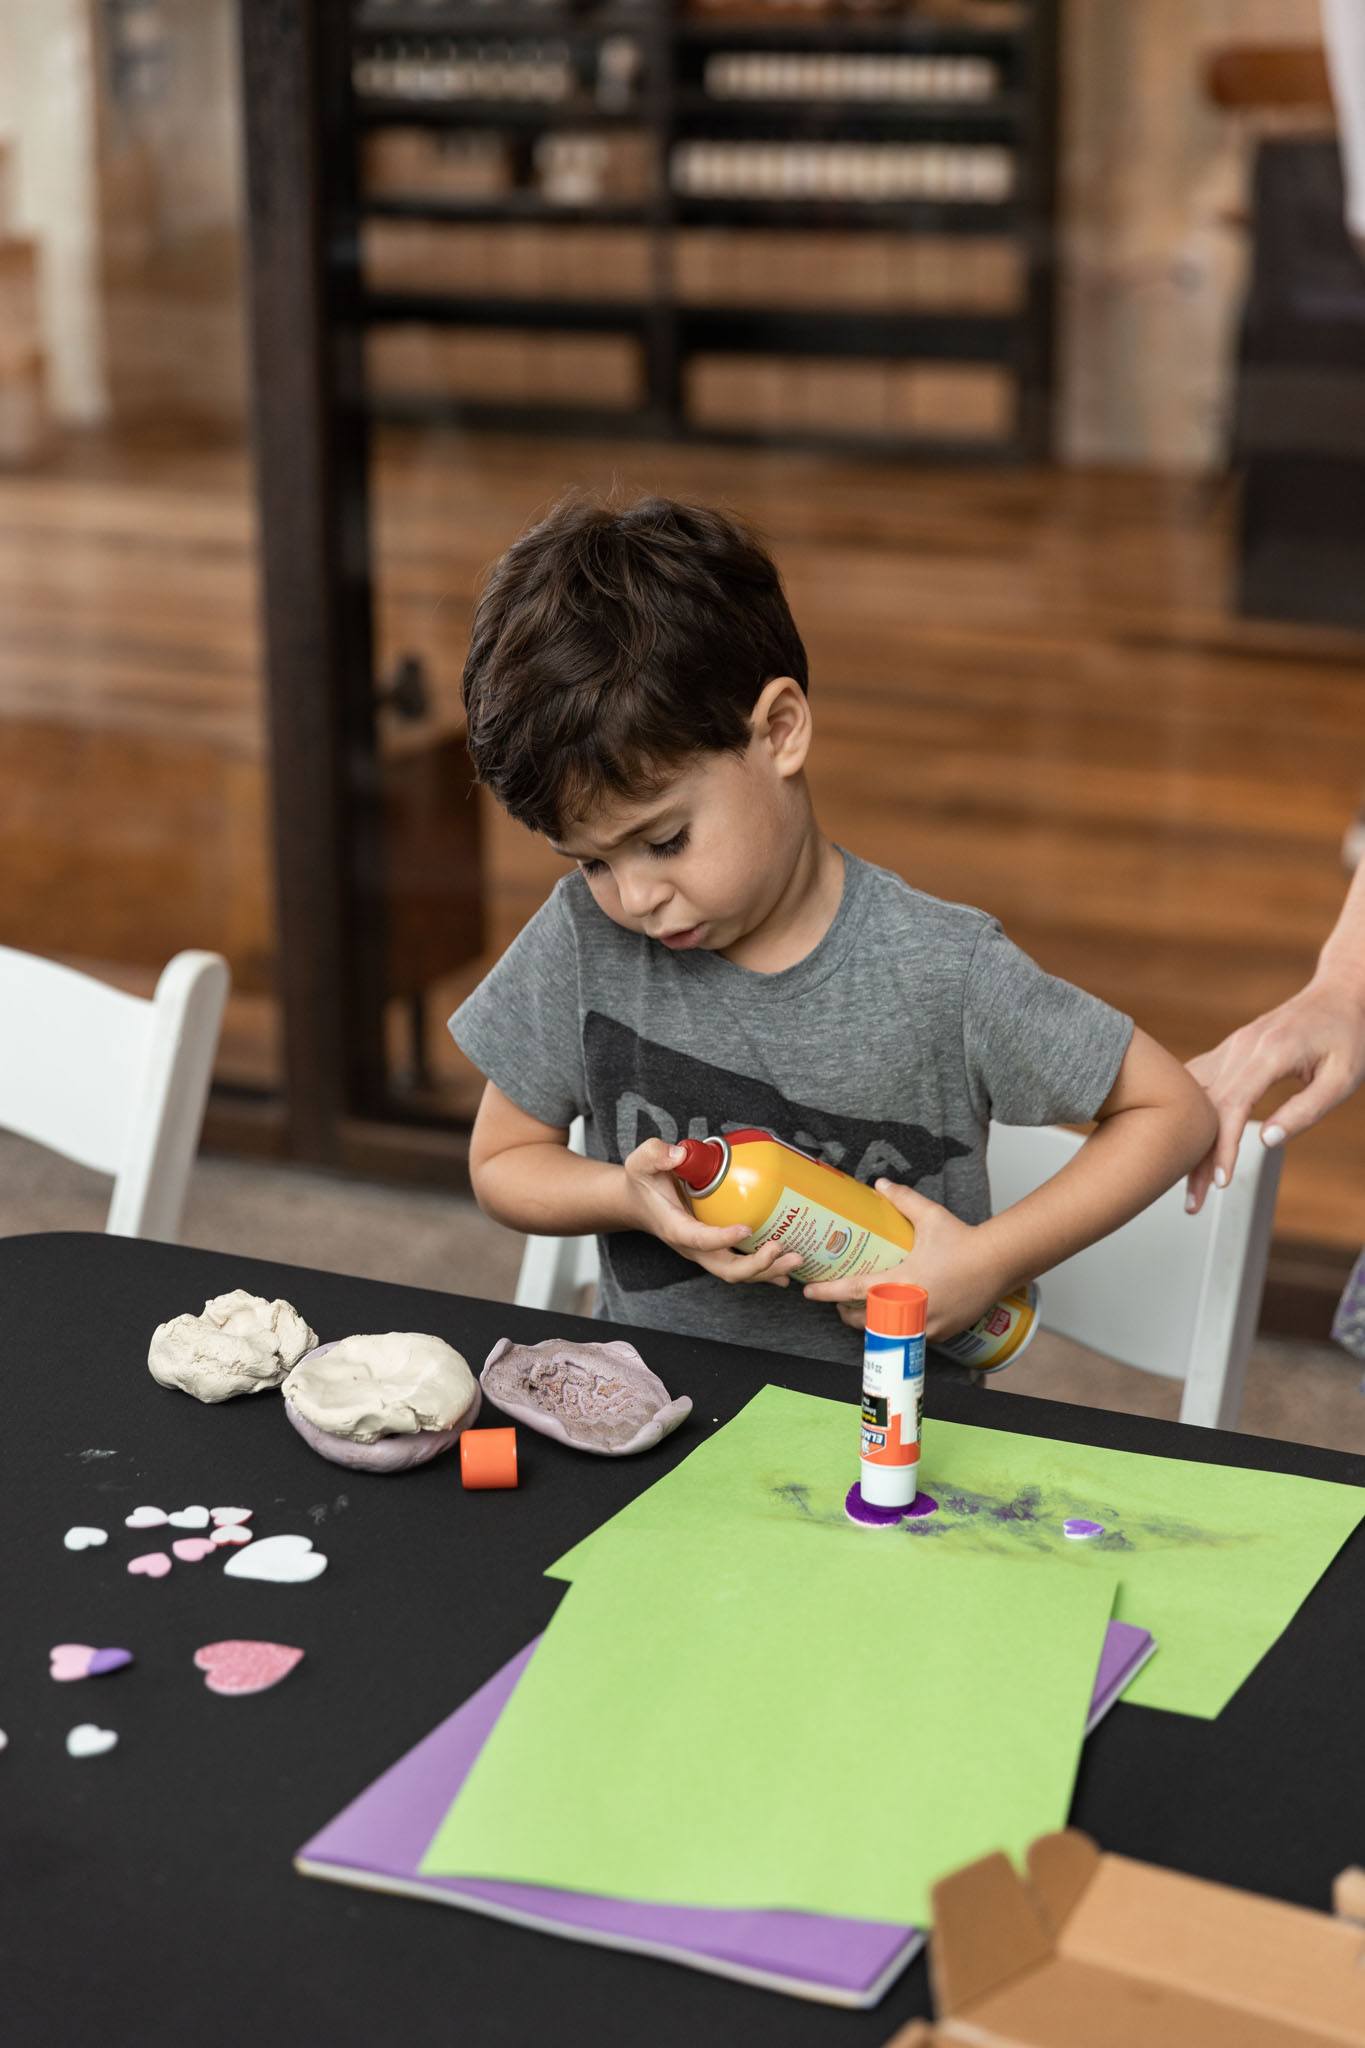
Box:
[210,1525,252,1548]
[67,1723,118,1758]
[127,1552,171,1579]
[172,1537,216,1563]
[210,1507,252,1526]
[223,1534,327,1584]
[63,1527,108,1551]
[125,1506,168,1529]
[50,1644,134,1682]
[194,1641,304,1696]
[168,1505,210,1530]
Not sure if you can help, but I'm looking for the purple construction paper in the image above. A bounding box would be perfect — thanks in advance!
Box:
[298,1641,917,1997]
[297,1620,1152,1997]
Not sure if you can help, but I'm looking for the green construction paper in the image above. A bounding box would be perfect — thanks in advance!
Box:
[421,1524,1117,1926]
[548,1384,1365,1718]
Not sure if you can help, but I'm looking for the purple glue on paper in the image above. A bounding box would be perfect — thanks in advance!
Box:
[1064,1518,1106,1541]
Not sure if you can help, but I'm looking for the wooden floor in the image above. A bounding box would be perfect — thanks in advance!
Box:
[1,426,1362,1255]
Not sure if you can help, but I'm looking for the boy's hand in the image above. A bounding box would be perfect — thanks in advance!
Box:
[802,1178,1004,1335]
[620,1140,804,1287]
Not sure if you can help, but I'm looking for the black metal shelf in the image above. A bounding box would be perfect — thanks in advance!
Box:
[671,194,1019,231]
[353,9,652,37]
[678,305,1016,358]
[670,92,1023,135]
[348,0,1057,456]
[355,95,651,127]
[370,395,670,437]
[672,17,1025,56]
[364,287,652,327]
[364,193,657,224]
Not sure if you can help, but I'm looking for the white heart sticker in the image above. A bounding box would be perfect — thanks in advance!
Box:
[63,1527,108,1551]
[167,1505,210,1530]
[210,1525,252,1547]
[125,1506,168,1529]
[223,1534,327,1584]
[210,1507,252,1526]
[66,1723,118,1759]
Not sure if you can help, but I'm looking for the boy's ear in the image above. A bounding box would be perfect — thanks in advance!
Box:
[752,676,812,776]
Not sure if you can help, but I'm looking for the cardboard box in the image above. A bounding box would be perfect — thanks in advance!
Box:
[882,1830,1365,2048]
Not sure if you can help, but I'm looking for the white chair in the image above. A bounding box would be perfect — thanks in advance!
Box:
[513,1116,599,1315]
[985,1120,1281,1429]
[515,1117,1282,1431]
[0,946,230,1241]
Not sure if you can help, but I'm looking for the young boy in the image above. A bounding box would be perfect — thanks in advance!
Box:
[452,494,1216,1372]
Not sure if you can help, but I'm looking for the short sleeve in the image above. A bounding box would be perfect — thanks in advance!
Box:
[448,882,585,1127]
[961,920,1133,1127]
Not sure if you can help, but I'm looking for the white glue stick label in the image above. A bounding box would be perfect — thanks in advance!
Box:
[860,1327,924,1509]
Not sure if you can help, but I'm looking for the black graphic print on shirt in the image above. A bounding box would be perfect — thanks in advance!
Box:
[583,1010,971,1294]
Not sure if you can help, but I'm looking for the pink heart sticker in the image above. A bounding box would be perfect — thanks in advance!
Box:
[50,1644,133,1682]
[50,1643,96,1682]
[127,1552,171,1579]
[171,1537,216,1563]
[193,1641,304,1696]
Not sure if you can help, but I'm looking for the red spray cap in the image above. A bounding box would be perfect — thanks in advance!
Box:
[866,1282,927,1338]
[673,1137,728,1192]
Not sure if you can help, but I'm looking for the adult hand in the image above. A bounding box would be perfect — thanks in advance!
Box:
[801,1178,1004,1335]
[620,1139,803,1285]
[1185,980,1365,1213]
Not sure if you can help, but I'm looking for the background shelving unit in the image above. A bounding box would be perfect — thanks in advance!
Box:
[349,0,1059,458]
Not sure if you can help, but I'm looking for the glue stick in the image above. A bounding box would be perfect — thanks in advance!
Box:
[856,1282,926,1522]
[673,1128,1039,1372]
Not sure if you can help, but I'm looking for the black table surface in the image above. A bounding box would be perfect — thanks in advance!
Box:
[6,1232,1365,2048]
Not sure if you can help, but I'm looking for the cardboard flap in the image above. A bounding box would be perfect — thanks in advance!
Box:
[929,1850,1056,2018]
[1024,1832,1101,1936]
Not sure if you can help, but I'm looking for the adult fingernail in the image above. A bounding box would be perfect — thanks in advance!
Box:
[1213,1167,1227,1188]
[1185,1192,1198,1213]
[1263,1125,1285,1148]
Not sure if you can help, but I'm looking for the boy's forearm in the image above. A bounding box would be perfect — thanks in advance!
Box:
[976,1087,1216,1293]
[1315,860,1365,1001]
[472,1143,634,1237]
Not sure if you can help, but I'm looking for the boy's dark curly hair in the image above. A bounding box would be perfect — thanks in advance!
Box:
[461,492,808,839]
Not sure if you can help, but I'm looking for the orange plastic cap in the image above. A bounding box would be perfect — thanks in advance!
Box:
[866,1282,928,1338]
[460,1426,519,1490]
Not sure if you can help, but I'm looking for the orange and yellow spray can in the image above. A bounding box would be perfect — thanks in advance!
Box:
[673,1126,1038,1372]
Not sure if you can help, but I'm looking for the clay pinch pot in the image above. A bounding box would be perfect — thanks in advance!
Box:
[283,1335,481,1472]
[480,1337,691,1456]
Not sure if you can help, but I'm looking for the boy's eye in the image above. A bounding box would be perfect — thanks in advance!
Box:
[645,828,689,860]
[579,858,606,877]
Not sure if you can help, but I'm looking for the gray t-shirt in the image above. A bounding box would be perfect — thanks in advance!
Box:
[450,851,1132,1374]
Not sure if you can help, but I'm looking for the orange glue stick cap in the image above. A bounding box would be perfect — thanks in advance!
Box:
[866,1282,927,1338]
[460,1426,519,1490]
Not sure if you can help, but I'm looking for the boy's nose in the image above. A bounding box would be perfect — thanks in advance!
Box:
[616,869,670,921]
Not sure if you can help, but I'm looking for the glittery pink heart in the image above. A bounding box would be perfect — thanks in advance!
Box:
[127,1551,171,1579]
[193,1640,304,1696]
[171,1537,216,1563]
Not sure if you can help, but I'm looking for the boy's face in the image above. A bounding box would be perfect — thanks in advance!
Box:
[548,679,810,957]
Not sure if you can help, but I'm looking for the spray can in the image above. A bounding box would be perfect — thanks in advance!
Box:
[845,1282,926,1528]
[673,1126,1038,1373]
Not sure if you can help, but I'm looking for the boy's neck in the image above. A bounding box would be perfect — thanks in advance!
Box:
[720,827,846,975]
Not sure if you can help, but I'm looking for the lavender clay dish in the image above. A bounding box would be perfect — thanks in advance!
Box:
[283,1334,481,1472]
[480,1338,691,1456]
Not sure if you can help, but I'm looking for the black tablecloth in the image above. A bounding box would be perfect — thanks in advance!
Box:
[5,1232,1365,2048]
